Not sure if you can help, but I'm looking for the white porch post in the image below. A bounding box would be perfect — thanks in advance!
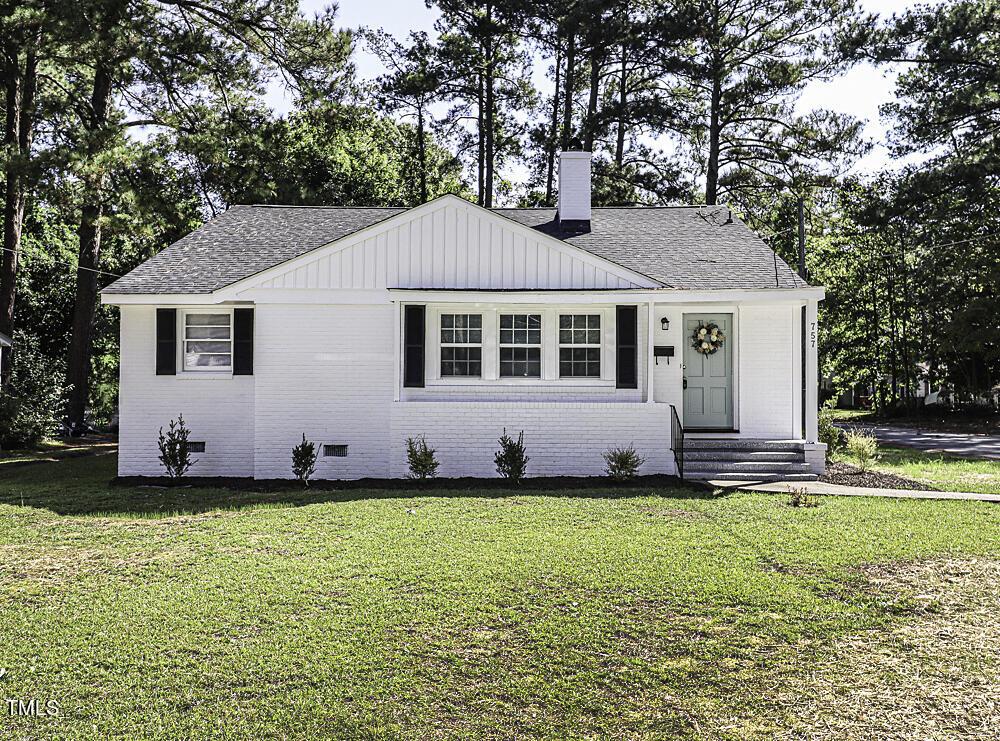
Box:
[805,298,819,442]
[646,300,655,403]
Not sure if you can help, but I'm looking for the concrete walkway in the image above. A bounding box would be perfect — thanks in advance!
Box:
[709,478,1000,503]
[840,424,1000,460]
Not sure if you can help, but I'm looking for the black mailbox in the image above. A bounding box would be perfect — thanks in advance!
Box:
[654,345,674,364]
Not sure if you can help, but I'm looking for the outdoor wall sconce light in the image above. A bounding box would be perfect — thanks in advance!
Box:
[660,317,670,331]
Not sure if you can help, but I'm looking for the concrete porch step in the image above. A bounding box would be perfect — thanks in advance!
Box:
[683,439,806,452]
[684,461,814,475]
[682,450,803,463]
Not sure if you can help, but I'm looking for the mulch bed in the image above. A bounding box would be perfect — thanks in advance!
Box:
[112,473,696,494]
[820,461,933,491]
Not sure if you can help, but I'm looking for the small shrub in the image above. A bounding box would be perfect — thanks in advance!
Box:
[788,488,819,508]
[817,405,843,460]
[406,436,439,480]
[157,414,196,479]
[845,428,879,471]
[603,444,646,481]
[495,428,529,484]
[292,434,317,486]
[0,333,68,449]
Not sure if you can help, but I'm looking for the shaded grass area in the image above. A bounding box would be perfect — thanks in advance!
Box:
[835,444,1000,495]
[0,455,998,739]
[0,436,117,467]
[825,408,875,423]
[826,407,1000,434]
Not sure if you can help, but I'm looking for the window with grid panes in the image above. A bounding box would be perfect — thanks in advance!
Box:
[499,314,541,377]
[440,313,482,376]
[558,314,601,377]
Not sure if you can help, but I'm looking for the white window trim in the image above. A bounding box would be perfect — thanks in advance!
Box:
[179,308,234,375]
[557,312,604,379]
[424,304,615,388]
[438,311,484,378]
[498,312,543,379]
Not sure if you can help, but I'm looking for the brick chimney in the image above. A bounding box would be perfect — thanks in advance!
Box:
[557,148,592,229]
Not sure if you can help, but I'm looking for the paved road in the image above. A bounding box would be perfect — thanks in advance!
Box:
[841,424,1000,461]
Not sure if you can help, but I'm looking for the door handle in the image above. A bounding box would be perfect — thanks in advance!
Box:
[683,378,688,390]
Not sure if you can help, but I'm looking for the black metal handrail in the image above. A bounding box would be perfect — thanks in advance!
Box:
[670,404,684,479]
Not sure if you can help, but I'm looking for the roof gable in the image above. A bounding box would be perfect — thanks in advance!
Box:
[102,195,808,297]
[234,196,656,293]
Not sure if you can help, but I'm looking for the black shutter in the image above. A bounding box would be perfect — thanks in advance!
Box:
[616,305,638,389]
[403,305,425,388]
[233,308,254,375]
[156,308,177,375]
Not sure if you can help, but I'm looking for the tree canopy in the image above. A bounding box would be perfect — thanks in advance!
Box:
[1,0,998,430]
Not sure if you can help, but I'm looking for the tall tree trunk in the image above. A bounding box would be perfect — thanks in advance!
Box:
[898,233,913,405]
[476,72,484,206]
[1,40,38,382]
[1,48,24,344]
[416,105,427,204]
[868,251,884,414]
[614,42,627,169]
[67,63,114,430]
[705,72,722,205]
[544,40,561,205]
[583,45,602,152]
[560,29,576,150]
[885,253,899,407]
[483,7,495,209]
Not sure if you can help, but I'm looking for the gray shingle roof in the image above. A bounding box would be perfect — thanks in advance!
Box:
[104,205,406,295]
[103,200,807,294]
[497,207,805,290]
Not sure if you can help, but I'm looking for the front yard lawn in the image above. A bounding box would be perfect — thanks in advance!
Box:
[835,444,1000,495]
[1,455,998,739]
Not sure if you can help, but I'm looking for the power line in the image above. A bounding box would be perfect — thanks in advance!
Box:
[912,235,992,251]
[760,226,796,240]
[0,246,122,279]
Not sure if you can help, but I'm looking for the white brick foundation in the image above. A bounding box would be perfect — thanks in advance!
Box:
[389,401,675,478]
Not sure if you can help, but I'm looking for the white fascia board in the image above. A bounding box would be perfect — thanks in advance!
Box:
[104,285,824,306]
[388,287,825,304]
[100,293,254,306]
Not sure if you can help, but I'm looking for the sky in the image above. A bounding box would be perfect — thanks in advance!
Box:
[270,0,923,182]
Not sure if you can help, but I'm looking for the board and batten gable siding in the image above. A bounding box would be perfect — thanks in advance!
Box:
[243,200,652,293]
[117,305,255,477]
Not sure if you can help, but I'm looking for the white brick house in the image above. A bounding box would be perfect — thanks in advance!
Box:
[102,151,825,482]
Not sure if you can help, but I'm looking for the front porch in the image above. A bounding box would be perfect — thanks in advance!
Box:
[673,437,826,482]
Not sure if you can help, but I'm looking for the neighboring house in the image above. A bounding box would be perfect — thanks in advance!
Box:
[102,150,825,482]
[0,331,10,392]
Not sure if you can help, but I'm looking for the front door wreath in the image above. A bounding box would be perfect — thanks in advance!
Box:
[691,323,726,355]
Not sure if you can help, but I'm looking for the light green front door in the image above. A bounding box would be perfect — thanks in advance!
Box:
[683,314,734,429]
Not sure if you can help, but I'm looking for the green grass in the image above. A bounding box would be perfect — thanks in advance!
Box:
[1,456,999,739]
[835,444,1000,495]
[824,408,874,422]
[0,438,117,466]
